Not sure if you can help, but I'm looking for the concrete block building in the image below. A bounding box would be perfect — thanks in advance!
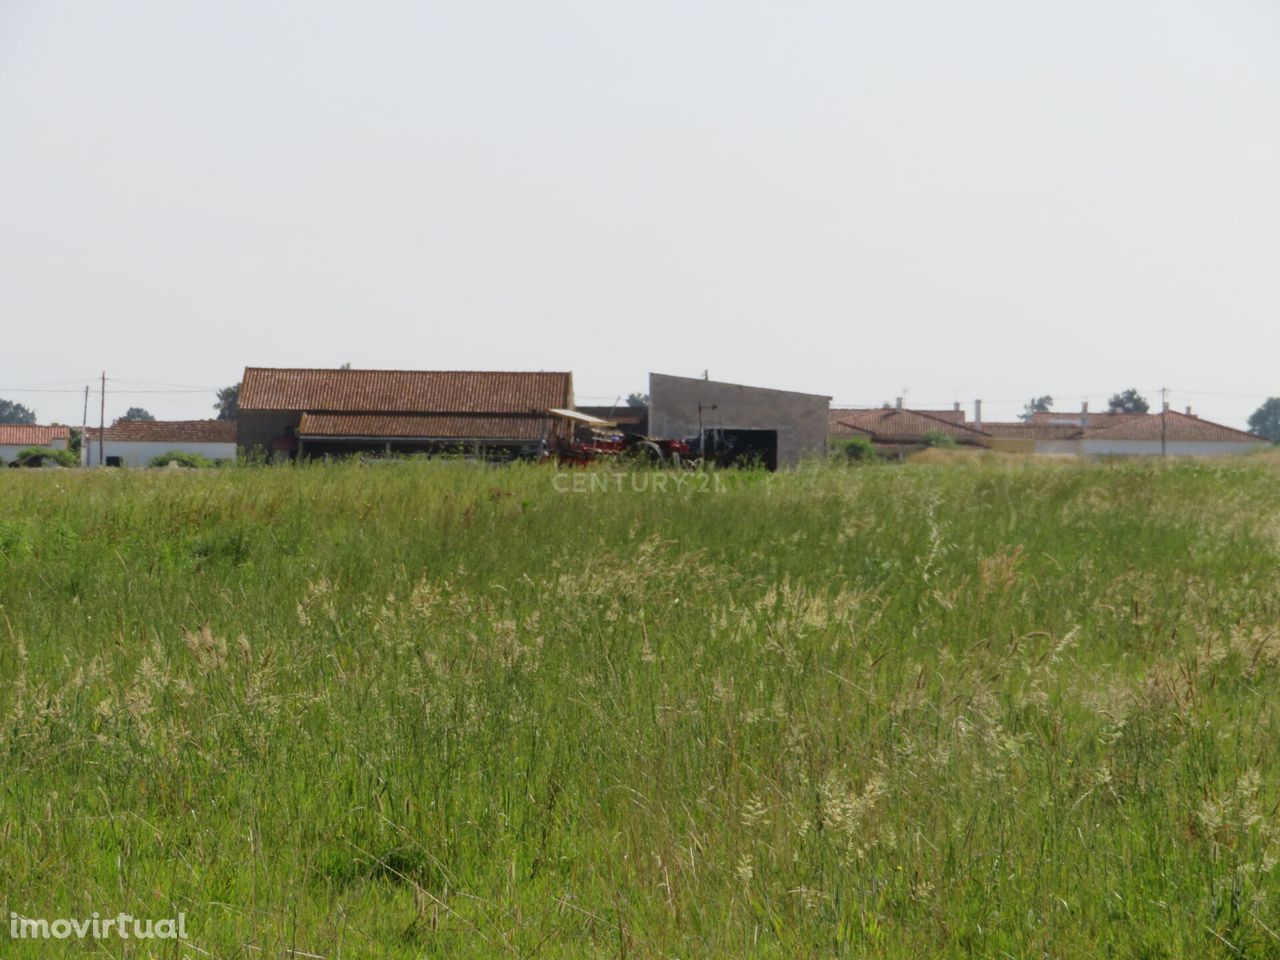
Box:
[648,373,829,469]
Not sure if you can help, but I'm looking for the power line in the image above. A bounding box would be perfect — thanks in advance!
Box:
[107,378,223,390]
[0,385,215,394]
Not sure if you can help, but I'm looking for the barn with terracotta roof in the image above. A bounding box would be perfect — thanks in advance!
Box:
[236,367,574,460]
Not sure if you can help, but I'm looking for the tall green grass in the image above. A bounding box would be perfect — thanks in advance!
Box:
[2,457,1280,957]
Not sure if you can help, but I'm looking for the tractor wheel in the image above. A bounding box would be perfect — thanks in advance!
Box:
[631,440,664,464]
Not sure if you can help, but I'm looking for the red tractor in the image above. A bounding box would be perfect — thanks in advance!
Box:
[548,409,693,467]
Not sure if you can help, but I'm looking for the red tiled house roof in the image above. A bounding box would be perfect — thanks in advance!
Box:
[85,420,238,443]
[1081,411,1265,443]
[0,424,71,446]
[980,422,1083,440]
[830,408,990,444]
[983,412,1264,445]
[1027,411,1146,427]
[908,409,967,423]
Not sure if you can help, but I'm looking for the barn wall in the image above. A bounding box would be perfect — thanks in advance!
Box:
[237,411,301,456]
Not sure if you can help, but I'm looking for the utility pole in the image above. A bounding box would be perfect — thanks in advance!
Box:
[697,402,718,461]
[98,371,106,467]
[1160,386,1167,458]
[81,385,89,468]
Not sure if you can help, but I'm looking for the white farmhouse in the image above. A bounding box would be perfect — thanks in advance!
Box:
[84,420,237,467]
[1079,410,1265,457]
[0,424,70,465]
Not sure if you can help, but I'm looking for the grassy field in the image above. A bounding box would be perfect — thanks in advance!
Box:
[3,455,1280,957]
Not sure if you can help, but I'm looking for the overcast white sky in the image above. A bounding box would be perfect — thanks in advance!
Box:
[2,1,1277,427]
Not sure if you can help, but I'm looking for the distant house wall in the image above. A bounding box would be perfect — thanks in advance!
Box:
[1079,439,1262,458]
[1,437,68,463]
[1036,440,1082,456]
[648,373,829,467]
[981,437,1034,454]
[101,440,237,467]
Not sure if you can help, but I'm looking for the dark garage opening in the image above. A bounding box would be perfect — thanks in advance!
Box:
[702,429,778,471]
[298,439,540,462]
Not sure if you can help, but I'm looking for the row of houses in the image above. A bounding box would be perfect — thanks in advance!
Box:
[2,368,1268,469]
[828,400,1264,458]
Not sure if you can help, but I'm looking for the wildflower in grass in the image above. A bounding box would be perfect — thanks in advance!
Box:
[741,794,770,829]
[911,878,936,902]
[296,576,336,627]
[183,625,228,671]
[789,886,825,912]
[712,676,734,704]
[818,771,889,861]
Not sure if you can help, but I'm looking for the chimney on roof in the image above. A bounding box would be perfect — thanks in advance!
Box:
[895,396,904,410]
[974,399,982,431]
[1186,405,1193,416]
[1162,400,1170,413]
[1081,400,1088,429]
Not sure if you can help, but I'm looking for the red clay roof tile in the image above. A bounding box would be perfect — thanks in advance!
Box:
[296,413,553,441]
[0,424,70,446]
[239,368,573,414]
[84,420,237,442]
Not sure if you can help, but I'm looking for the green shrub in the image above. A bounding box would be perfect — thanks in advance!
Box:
[921,429,957,448]
[12,446,78,468]
[147,450,216,469]
[832,435,876,461]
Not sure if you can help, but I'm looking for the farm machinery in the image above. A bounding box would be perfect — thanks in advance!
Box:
[548,409,693,467]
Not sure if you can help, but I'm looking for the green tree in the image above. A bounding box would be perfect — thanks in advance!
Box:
[626,393,649,408]
[215,383,240,421]
[120,407,154,421]
[1247,398,1280,443]
[1107,389,1150,414]
[0,399,37,424]
[1020,395,1053,422]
